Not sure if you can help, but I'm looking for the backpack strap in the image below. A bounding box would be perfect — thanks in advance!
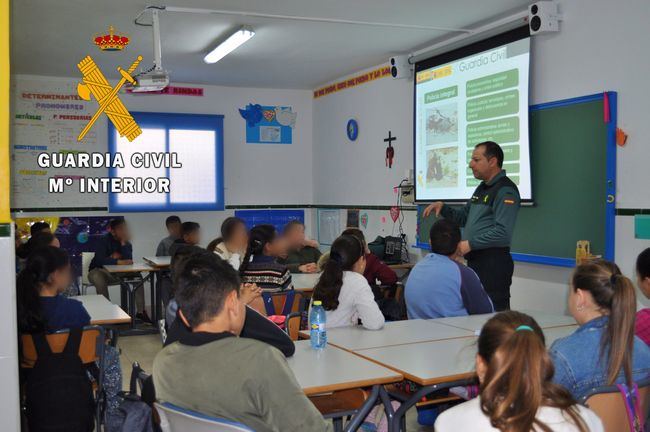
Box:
[31,332,53,358]
[62,328,83,355]
[616,383,644,432]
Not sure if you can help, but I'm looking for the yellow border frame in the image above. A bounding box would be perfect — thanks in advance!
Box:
[0,0,9,223]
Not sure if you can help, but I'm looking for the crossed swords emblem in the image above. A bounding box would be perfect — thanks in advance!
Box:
[76,55,143,142]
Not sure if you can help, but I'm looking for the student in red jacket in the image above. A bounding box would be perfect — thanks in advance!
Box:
[342,228,398,298]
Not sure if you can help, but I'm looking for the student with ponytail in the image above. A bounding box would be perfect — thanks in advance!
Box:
[240,224,292,291]
[312,234,384,330]
[549,259,650,401]
[436,311,603,432]
[17,246,89,333]
[18,246,124,418]
[634,248,650,345]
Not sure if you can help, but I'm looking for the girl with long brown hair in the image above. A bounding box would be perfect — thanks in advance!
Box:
[436,311,603,432]
[549,260,650,400]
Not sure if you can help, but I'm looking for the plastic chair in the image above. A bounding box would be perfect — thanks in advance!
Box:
[580,376,650,432]
[155,402,254,432]
[285,312,302,341]
[20,326,106,430]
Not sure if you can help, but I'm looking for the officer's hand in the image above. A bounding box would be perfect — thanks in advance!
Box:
[458,240,472,256]
[423,202,444,218]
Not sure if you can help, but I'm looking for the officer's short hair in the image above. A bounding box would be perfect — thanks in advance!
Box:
[429,219,461,256]
[476,141,504,168]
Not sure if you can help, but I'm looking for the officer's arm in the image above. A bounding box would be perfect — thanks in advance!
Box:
[468,187,520,250]
[440,201,471,227]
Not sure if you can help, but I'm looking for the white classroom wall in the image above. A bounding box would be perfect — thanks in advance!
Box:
[313,0,650,312]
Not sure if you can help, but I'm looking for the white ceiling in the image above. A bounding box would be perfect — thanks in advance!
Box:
[11,0,531,89]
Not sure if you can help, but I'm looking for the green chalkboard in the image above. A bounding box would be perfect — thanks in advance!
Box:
[417,93,616,267]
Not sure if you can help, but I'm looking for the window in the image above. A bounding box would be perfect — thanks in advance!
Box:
[108,112,224,212]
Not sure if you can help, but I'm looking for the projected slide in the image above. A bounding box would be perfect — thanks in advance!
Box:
[414,33,531,202]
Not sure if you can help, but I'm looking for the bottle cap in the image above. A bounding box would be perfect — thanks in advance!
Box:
[313,300,322,306]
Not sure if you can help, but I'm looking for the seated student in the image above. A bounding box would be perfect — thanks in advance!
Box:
[341,228,398,297]
[156,215,181,257]
[406,219,493,319]
[313,235,384,330]
[164,247,295,357]
[209,217,248,270]
[635,248,650,345]
[16,221,52,260]
[435,311,603,432]
[549,260,650,401]
[17,246,123,417]
[240,224,292,292]
[152,253,328,432]
[279,220,321,273]
[168,221,201,257]
[88,219,147,320]
[17,246,89,332]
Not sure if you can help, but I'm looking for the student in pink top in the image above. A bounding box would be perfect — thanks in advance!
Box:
[635,248,650,345]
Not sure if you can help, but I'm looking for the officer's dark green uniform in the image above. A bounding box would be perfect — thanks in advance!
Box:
[440,169,520,310]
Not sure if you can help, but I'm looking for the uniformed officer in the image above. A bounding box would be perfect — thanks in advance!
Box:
[423,141,520,311]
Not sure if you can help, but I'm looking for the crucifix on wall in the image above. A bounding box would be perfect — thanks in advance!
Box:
[384,130,396,168]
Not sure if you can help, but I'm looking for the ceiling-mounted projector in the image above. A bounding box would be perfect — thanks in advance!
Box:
[126,8,170,93]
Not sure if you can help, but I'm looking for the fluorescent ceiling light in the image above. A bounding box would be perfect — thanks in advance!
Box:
[204,26,255,64]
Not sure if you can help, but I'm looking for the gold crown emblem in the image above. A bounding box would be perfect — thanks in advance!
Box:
[94,26,130,51]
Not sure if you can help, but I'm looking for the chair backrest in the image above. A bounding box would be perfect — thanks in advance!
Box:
[154,402,254,432]
[285,312,302,341]
[81,251,95,285]
[583,378,650,432]
[21,326,104,368]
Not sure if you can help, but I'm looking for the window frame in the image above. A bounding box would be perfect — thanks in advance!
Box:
[108,111,224,212]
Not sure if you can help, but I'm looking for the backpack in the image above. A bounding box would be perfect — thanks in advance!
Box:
[104,362,156,432]
[25,329,95,432]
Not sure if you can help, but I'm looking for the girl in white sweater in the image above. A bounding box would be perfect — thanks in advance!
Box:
[312,234,384,330]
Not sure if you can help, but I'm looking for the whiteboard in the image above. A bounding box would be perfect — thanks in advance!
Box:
[11,76,107,210]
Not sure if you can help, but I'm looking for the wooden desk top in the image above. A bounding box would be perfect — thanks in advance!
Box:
[287,341,402,396]
[70,295,131,325]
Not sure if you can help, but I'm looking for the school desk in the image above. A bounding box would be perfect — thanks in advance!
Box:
[291,272,320,293]
[70,294,131,325]
[431,309,577,334]
[143,256,171,322]
[104,262,157,334]
[299,319,473,351]
[354,324,578,432]
[287,340,403,431]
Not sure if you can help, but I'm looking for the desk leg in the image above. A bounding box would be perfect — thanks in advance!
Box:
[150,270,156,323]
[342,385,380,432]
[387,379,475,432]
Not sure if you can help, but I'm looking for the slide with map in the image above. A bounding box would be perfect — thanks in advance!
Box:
[414,29,532,202]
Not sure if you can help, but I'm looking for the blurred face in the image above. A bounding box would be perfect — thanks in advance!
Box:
[113,223,129,241]
[285,224,306,248]
[185,229,201,246]
[265,235,288,258]
[231,223,249,251]
[50,237,60,248]
[168,221,181,238]
[50,263,73,293]
[469,146,498,181]
[638,275,650,299]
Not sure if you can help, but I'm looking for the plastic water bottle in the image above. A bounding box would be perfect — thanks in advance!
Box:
[310,300,327,349]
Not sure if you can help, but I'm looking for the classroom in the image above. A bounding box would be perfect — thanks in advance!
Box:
[1,0,650,431]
